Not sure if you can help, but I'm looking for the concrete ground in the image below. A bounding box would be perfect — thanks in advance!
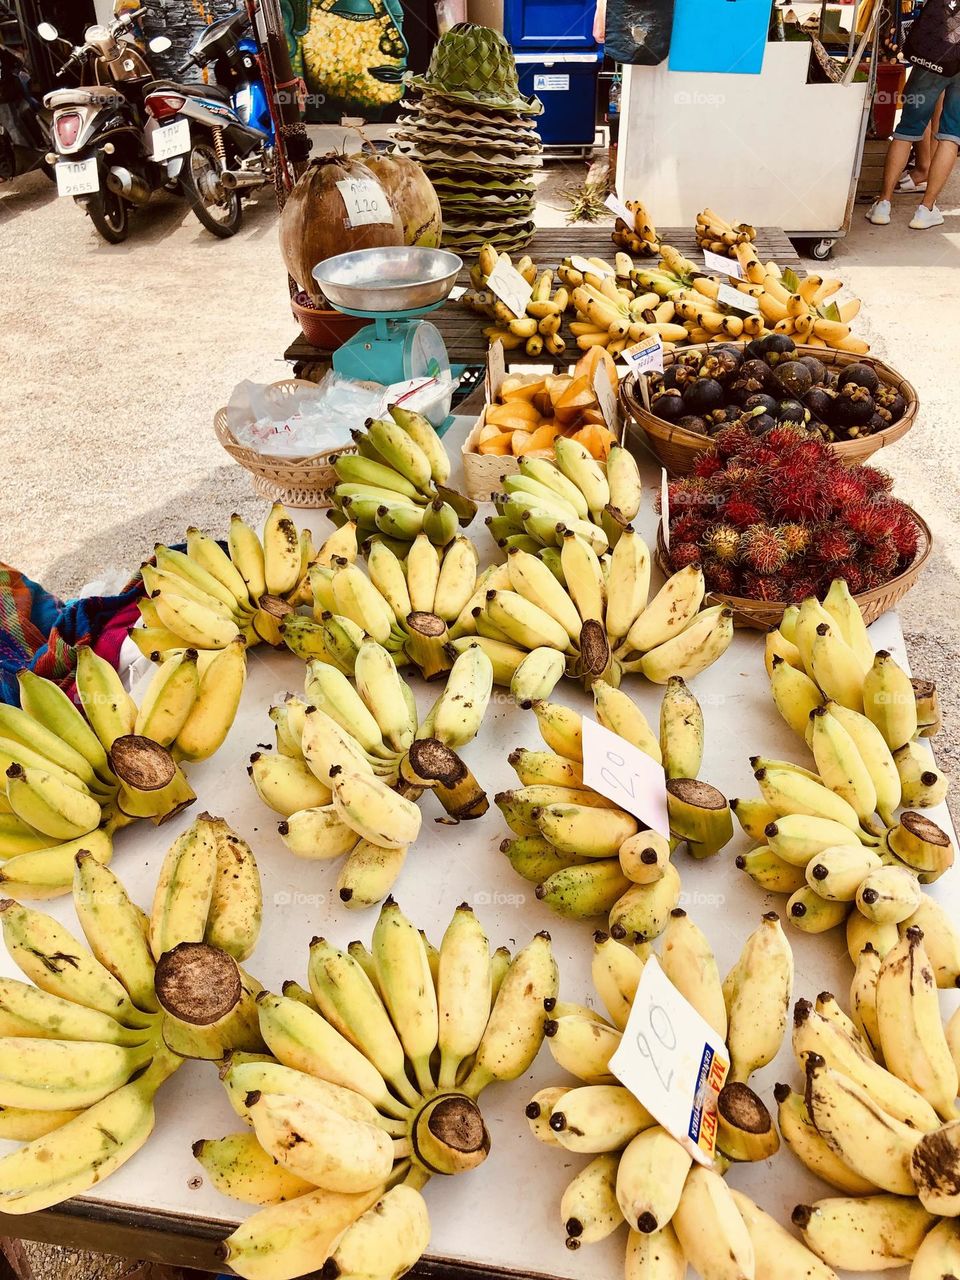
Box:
[0,128,958,1279]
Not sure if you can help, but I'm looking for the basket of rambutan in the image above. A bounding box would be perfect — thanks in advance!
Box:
[621,342,918,477]
[654,427,932,629]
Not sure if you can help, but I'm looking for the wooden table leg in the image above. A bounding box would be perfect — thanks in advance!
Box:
[0,1240,33,1280]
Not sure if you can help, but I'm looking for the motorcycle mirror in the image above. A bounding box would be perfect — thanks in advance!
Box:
[37,22,59,41]
[148,35,172,52]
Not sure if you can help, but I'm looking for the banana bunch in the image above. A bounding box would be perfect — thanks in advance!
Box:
[0,645,246,898]
[610,196,660,258]
[734,246,869,354]
[468,517,734,691]
[0,813,261,1213]
[527,915,801,1279]
[486,438,643,558]
[735,582,952,946]
[326,405,476,552]
[287,532,481,682]
[776,927,960,1275]
[632,249,767,344]
[135,504,339,658]
[250,639,493,908]
[695,206,757,256]
[498,679,733,933]
[568,264,687,357]
[206,898,558,1280]
[463,246,568,358]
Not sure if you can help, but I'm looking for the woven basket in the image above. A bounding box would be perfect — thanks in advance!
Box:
[214,380,353,508]
[654,510,932,631]
[621,346,918,476]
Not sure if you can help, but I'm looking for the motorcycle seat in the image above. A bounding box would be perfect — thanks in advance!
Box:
[45,87,128,108]
[144,80,232,102]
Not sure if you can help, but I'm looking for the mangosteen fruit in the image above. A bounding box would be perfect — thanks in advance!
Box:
[797,355,827,385]
[838,362,879,395]
[743,393,779,415]
[713,343,745,366]
[663,364,696,391]
[777,400,810,425]
[830,383,875,427]
[650,388,685,421]
[708,406,742,427]
[775,360,813,399]
[700,350,740,383]
[678,415,708,435]
[744,338,769,360]
[677,349,704,371]
[746,410,777,435]
[683,378,725,414]
[867,413,888,435]
[876,385,906,422]
[804,386,836,423]
[763,334,797,365]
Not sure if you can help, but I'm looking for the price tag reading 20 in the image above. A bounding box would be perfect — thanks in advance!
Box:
[610,957,729,1167]
[581,717,670,839]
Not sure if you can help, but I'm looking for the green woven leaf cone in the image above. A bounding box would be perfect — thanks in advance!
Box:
[407,23,543,115]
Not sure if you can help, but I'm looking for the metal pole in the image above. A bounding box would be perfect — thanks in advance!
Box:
[247,0,309,200]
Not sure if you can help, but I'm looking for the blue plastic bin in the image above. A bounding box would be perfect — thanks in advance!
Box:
[515,53,601,145]
[504,0,599,50]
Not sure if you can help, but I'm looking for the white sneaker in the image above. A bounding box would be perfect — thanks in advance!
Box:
[867,199,891,224]
[898,173,927,192]
[909,203,944,229]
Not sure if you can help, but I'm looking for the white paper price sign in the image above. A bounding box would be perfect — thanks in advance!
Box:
[605,192,636,227]
[571,254,614,277]
[660,467,671,552]
[336,178,394,228]
[581,716,669,839]
[592,363,619,431]
[717,282,760,315]
[622,335,664,378]
[610,957,730,1167]
[702,249,742,279]
[487,256,533,319]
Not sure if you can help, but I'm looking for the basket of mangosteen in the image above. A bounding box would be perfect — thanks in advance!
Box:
[654,428,932,630]
[620,335,917,476]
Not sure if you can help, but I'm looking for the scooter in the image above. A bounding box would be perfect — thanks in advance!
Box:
[0,43,54,183]
[39,9,175,243]
[143,6,292,238]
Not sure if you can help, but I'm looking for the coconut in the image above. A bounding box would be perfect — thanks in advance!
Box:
[279,153,403,302]
[361,152,443,248]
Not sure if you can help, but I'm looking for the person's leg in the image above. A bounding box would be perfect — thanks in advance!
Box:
[912,74,960,221]
[918,138,957,209]
[875,66,943,211]
[880,137,915,200]
[908,120,933,185]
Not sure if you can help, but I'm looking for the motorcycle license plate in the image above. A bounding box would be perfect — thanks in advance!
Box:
[152,118,190,161]
[55,158,99,197]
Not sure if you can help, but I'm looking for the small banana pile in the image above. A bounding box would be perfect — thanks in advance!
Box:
[250,639,493,908]
[609,196,660,257]
[735,582,952,943]
[327,405,477,551]
[777,930,960,1276]
[0,813,261,1213]
[462,245,568,357]
[498,679,734,932]
[469,531,734,690]
[566,252,688,356]
[0,645,246,898]
[137,505,322,657]
[527,915,806,1280]
[695,207,757,256]
[288,531,481,681]
[204,898,559,1280]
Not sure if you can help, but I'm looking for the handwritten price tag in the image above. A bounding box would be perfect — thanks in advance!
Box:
[581,717,669,839]
[661,467,671,552]
[571,253,614,277]
[605,192,636,227]
[336,178,394,228]
[702,249,743,279]
[593,363,619,431]
[487,256,533,319]
[610,957,730,1167]
[622,335,664,378]
[717,282,760,315]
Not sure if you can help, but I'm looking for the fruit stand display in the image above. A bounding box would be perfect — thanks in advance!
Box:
[0,404,953,1280]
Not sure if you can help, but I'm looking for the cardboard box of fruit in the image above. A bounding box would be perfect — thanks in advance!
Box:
[462,342,622,501]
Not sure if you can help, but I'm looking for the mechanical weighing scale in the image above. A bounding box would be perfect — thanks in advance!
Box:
[312,247,467,435]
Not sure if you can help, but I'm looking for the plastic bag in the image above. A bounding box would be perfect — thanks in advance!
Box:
[225,375,384,459]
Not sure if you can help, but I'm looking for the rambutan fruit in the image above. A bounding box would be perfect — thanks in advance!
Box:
[786,576,820,602]
[704,524,741,564]
[702,560,737,595]
[891,509,920,561]
[814,524,858,564]
[831,562,866,595]
[671,513,709,544]
[741,572,785,602]
[779,523,811,557]
[740,524,791,575]
[864,543,898,581]
[765,424,809,450]
[845,500,899,544]
[664,480,701,512]
[824,470,868,511]
[714,424,753,460]
[723,498,765,529]
[668,542,702,572]
[693,452,724,479]
[859,465,894,495]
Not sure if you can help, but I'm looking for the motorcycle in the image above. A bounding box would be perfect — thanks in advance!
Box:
[0,43,54,183]
[39,10,175,243]
[143,6,294,238]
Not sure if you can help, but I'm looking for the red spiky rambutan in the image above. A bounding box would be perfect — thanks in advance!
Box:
[864,543,898,581]
[740,524,791,574]
[814,524,858,564]
[704,524,741,564]
[723,498,765,528]
[693,452,725,479]
[831,562,866,595]
[714,425,752,460]
[750,446,782,469]
[845,500,899,544]
[668,542,702,572]
[790,439,832,467]
[702,560,737,595]
[740,572,785,602]
[765,424,810,451]
[785,576,820,602]
[824,470,868,512]
[664,480,701,512]
[859,465,895,495]
[779,523,811,557]
[891,509,920,561]
[671,513,709,544]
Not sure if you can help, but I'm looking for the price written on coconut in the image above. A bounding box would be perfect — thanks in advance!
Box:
[336,178,394,228]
